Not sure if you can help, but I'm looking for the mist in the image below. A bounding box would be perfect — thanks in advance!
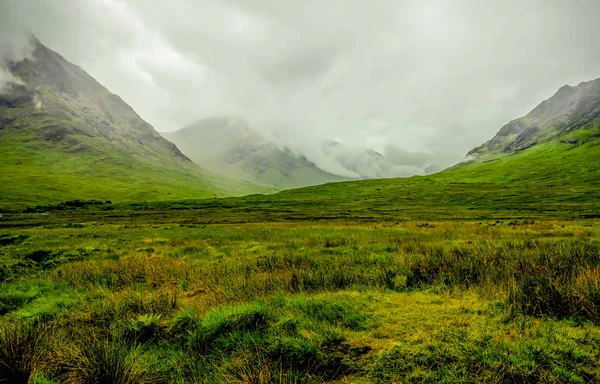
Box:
[1,0,599,177]
[0,16,33,90]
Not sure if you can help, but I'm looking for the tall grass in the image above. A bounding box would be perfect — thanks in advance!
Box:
[51,332,166,384]
[50,235,600,321]
[0,321,47,383]
[1,220,599,382]
[405,239,600,320]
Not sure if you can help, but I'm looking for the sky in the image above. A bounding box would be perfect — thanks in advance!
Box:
[1,0,600,177]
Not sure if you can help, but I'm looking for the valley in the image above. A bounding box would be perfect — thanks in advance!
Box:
[1,32,600,383]
[1,113,599,382]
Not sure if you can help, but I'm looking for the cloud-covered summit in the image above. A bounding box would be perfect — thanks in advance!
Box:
[1,0,599,176]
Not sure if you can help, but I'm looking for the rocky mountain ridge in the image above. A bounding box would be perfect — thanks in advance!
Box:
[468,78,600,157]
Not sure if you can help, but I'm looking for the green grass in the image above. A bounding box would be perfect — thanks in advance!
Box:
[1,218,600,382]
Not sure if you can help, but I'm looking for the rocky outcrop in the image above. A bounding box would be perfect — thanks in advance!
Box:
[0,83,37,108]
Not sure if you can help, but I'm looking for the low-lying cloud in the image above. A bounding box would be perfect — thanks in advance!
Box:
[0,19,34,90]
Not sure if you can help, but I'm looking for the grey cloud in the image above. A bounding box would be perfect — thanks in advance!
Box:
[383,146,430,168]
[1,0,599,177]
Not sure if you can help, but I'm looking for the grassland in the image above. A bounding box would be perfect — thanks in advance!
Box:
[1,85,599,382]
[4,37,600,383]
[1,212,599,383]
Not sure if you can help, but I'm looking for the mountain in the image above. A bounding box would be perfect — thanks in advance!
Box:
[161,117,346,189]
[0,38,269,209]
[163,118,442,189]
[467,78,600,158]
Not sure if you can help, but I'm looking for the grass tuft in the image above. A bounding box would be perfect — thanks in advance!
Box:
[0,321,48,383]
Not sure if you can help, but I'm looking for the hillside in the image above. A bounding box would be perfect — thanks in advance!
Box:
[0,38,269,209]
[162,117,346,189]
[468,78,600,158]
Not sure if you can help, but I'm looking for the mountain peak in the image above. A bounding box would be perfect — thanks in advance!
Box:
[468,78,600,157]
[5,39,191,160]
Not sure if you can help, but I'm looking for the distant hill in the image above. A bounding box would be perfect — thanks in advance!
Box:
[161,117,346,189]
[0,38,269,209]
[163,117,445,189]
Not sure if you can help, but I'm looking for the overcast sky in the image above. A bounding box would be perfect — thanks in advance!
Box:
[1,0,600,175]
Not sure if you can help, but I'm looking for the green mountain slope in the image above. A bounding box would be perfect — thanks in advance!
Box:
[162,117,346,189]
[467,78,600,158]
[0,38,270,209]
